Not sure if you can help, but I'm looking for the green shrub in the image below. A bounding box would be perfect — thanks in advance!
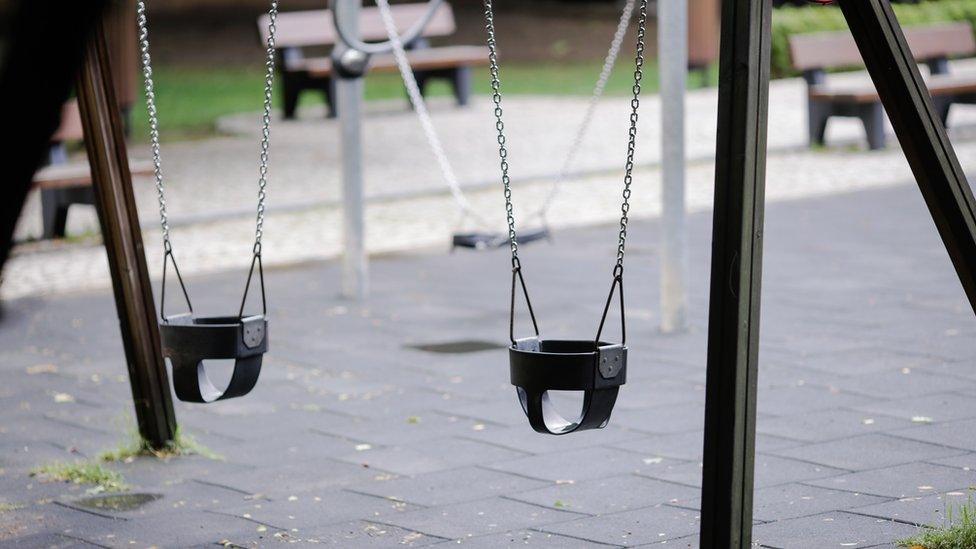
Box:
[771,0,976,77]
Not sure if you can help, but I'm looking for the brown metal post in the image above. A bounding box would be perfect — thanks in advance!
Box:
[76,18,177,448]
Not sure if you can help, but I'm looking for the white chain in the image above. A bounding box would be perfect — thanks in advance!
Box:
[375,0,493,229]
[533,0,636,221]
[136,0,279,255]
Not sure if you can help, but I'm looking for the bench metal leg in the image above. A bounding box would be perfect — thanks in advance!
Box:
[282,74,302,120]
[807,99,831,147]
[858,102,886,150]
[41,189,68,240]
[451,66,472,107]
[325,77,338,119]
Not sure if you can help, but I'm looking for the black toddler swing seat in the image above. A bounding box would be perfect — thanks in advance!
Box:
[158,250,268,403]
[508,261,627,435]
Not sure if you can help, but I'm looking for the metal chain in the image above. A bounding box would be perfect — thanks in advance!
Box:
[253,0,279,254]
[136,0,170,251]
[484,0,647,268]
[616,0,647,268]
[136,0,279,256]
[483,0,519,262]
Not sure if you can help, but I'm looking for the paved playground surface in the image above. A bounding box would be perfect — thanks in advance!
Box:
[2,178,975,547]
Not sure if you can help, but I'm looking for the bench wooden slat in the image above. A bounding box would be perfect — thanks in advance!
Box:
[33,159,154,190]
[299,45,489,77]
[260,3,455,48]
[809,72,976,103]
[790,22,976,71]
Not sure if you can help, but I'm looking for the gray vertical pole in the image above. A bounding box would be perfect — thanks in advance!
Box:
[658,0,689,333]
[699,0,771,546]
[336,0,368,300]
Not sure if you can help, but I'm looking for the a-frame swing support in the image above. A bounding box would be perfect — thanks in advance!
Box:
[76,14,178,450]
[699,0,976,546]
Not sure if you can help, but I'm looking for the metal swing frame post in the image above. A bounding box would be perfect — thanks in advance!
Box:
[76,17,177,449]
[335,0,369,301]
[699,0,976,546]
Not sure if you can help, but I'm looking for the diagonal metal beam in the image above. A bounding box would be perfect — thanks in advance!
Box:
[698,0,772,546]
[837,0,976,316]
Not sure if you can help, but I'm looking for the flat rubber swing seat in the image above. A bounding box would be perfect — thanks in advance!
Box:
[159,314,268,403]
[510,337,626,435]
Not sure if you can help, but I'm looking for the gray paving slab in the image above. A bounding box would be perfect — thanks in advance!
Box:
[347,466,549,507]
[756,385,880,418]
[213,489,421,532]
[444,529,617,547]
[485,447,688,484]
[339,436,528,476]
[839,369,976,400]
[771,433,963,472]
[291,520,445,546]
[680,483,891,523]
[751,511,918,549]
[853,391,976,423]
[538,504,700,546]
[805,461,976,499]
[891,418,976,453]
[506,474,700,515]
[926,452,976,470]
[851,491,974,527]
[757,408,913,443]
[379,497,580,541]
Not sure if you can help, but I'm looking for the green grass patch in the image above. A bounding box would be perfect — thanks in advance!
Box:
[898,493,976,549]
[0,503,24,513]
[131,61,718,142]
[99,426,222,462]
[30,461,128,493]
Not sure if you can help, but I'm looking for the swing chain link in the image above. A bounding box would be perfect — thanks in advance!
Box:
[617,0,647,268]
[254,0,279,256]
[136,0,170,250]
[483,0,519,263]
[136,0,279,257]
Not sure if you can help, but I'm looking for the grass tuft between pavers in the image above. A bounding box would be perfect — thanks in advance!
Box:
[98,426,222,462]
[30,461,128,493]
[898,493,976,549]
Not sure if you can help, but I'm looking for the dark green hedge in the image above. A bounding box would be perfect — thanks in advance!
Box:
[771,0,976,77]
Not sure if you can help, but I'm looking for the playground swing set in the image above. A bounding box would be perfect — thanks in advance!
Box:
[9,0,976,546]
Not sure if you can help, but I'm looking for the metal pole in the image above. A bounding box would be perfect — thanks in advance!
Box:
[658,0,689,333]
[77,18,177,449]
[698,0,771,546]
[336,0,369,300]
[837,0,976,316]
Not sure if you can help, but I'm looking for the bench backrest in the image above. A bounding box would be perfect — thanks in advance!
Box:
[789,22,976,71]
[259,3,456,48]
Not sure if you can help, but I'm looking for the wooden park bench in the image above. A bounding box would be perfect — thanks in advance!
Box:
[33,101,152,239]
[789,22,976,150]
[258,2,489,119]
